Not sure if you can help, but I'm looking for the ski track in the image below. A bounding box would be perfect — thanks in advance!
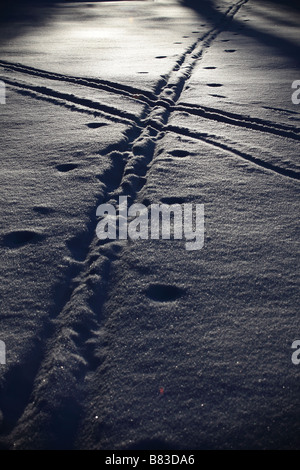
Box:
[166,124,300,180]
[5,0,298,449]
[174,103,300,141]
[0,59,157,103]
[4,75,299,173]
[1,76,142,125]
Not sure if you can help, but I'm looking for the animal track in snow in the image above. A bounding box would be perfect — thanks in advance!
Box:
[160,196,186,205]
[33,206,54,215]
[169,149,190,158]
[86,122,107,129]
[66,236,86,261]
[56,163,78,172]
[145,284,184,302]
[2,230,43,248]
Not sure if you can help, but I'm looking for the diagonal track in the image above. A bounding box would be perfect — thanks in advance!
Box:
[174,102,300,141]
[0,59,156,103]
[166,123,300,180]
[1,75,142,125]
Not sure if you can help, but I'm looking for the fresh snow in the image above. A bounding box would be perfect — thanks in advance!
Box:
[0,0,299,450]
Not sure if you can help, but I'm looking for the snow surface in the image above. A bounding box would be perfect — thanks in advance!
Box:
[0,0,299,450]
